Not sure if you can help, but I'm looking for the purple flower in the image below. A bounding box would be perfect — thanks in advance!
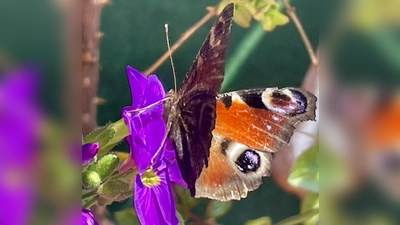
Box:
[82,142,99,224]
[82,142,99,166]
[82,208,99,225]
[0,67,40,225]
[122,66,185,225]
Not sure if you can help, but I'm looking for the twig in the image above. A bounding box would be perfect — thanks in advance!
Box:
[82,0,109,135]
[281,0,318,67]
[143,6,217,76]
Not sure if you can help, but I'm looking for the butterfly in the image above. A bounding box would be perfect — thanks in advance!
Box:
[163,3,317,200]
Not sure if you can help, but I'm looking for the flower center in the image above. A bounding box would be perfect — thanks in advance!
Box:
[141,168,161,187]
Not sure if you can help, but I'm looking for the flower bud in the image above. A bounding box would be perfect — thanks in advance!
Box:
[91,154,119,179]
[97,179,133,206]
[82,170,101,189]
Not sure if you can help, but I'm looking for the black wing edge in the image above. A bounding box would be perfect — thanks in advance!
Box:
[173,3,234,196]
[178,3,234,94]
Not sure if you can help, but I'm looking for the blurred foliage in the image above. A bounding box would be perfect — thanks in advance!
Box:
[245,217,272,225]
[301,193,319,225]
[348,0,400,31]
[283,142,319,225]
[218,0,288,31]
[288,142,319,193]
[205,200,232,219]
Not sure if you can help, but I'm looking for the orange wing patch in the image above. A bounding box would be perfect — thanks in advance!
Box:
[213,100,290,152]
[196,139,236,188]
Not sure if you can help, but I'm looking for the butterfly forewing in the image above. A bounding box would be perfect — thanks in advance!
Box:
[164,3,234,195]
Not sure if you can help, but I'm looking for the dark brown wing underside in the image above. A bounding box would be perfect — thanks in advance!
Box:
[166,3,234,195]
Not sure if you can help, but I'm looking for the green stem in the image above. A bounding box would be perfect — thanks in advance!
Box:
[274,209,319,225]
[82,189,98,200]
[82,196,99,209]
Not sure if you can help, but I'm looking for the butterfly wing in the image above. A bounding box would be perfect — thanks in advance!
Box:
[165,3,234,195]
[195,88,317,200]
[215,88,317,152]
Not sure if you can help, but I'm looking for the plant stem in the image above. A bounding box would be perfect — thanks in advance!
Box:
[83,196,99,209]
[281,0,318,67]
[82,189,98,200]
[82,0,108,135]
[143,6,217,76]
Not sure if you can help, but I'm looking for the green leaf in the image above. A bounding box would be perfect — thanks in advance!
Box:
[174,186,200,209]
[320,143,350,192]
[114,207,185,225]
[254,5,289,31]
[114,208,140,225]
[287,142,319,192]
[274,209,319,225]
[219,0,288,31]
[176,210,185,225]
[83,118,129,157]
[233,2,253,28]
[245,216,272,225]
[247,0,272,15]
[301,193,319,225]
[205,200,232,219]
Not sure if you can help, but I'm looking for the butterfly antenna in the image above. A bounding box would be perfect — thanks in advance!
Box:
[150,131,169,165]
[164,24,178,93]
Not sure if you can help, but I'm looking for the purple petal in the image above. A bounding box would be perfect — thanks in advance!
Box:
[164,140,187,188]
[134,169,178,225]
[126,66,147,109]
[0,67,40,225]
[82,143,99,165]
[82,208,99,225]
[143,74,165,116]
[0,68,38,104]
[123,110,167,173]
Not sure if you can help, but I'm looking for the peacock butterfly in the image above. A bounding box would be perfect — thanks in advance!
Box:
[163,3,317,200]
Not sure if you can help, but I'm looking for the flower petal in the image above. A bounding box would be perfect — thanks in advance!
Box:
[143,74,165,116]
[82,208,99,225]
[0,67,39,225]
[134,169,178,225]
[126,66,147,109]
[164,140,187,188]
[123,110,167,173]
[82,142,99,165]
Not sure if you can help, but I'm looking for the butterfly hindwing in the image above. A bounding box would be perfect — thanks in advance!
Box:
[164,3,234,195]
[195,87,317,201]
[214,88,317,152]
